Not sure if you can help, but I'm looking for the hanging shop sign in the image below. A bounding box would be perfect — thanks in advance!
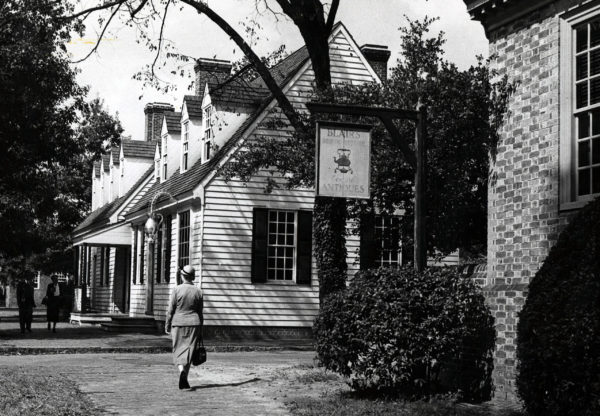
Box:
[316,121,371,199]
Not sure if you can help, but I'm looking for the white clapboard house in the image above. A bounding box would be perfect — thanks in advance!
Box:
[72,23,407,337]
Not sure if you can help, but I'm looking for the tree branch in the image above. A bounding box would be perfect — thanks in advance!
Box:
[71,3,123,64]
[180,0,305,132]
[151,0,171,78]
[62,0,127,20]
[325,0,339,34]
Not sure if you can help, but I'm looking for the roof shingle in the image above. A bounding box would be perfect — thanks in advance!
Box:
[121,139,157,159]
[164,111,182,133]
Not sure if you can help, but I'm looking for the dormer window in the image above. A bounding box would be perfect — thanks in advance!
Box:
[182,121,189,172]
[162,133,168,181]
[203,106,212,161]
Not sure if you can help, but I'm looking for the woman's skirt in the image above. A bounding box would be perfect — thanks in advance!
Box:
[46,298,60,322]
[171,326,201,366]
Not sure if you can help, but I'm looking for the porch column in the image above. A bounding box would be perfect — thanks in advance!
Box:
[145,239,154,315]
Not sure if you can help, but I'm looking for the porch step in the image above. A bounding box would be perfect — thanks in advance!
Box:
[70,312,116,326]
[101,316,158,333]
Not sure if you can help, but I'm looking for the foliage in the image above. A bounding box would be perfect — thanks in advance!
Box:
[0,1,122,280]
[516,197,600,416]
[314,266,495,402]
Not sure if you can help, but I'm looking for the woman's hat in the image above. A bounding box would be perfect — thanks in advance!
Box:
[181,265,195,278]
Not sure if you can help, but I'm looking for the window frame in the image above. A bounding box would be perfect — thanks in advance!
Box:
[203,106,212,161]
[560,3,600,209]
[374,215,402,268]
[182,121,189,172]
[161,133,168,182]
[177,210,191,271]
[266,210,297,282]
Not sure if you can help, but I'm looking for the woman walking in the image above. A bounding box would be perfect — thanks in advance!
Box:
[46,275,61,332]
[165,265,203,389]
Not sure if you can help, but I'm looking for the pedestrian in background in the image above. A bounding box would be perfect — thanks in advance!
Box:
[45,275,61,333]
[165,265,203,389]
[16,275,35,333]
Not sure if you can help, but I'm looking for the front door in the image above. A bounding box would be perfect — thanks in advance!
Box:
[113,247,130,313]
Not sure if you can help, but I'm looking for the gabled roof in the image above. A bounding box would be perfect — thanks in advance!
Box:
[164,111,182,133]
[126,35,322,216]
[73,165,154,235]
[121,139,156,159]
[209,80,270,109]
[93,161,101,177]
[183,95,203,119]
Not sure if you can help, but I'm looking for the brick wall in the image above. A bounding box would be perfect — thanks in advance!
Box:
[485,4,575,401]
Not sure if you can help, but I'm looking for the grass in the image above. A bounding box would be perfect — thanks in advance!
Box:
[0,367,103,416]
[282,367,525,416]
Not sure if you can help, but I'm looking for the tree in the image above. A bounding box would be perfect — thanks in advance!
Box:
[69,0,348,300]
[0,1,122,282]
[223,17,513,257]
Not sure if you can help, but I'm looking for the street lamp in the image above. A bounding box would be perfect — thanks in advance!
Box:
[143,191,176,315]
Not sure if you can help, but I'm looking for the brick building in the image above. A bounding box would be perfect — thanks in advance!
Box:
[464,0,600,401]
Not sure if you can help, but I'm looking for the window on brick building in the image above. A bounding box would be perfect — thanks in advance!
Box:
[560,5,600,208]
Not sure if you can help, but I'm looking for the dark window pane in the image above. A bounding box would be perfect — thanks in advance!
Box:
[278,211,285,222]
[286,235,294,245]
[577,54,589,80]
[278,223,285,234]
[285,270,293,280]
[268,247,275,257]
[593,167,600,194]
[268,258,275,268]
[577,25,589,52]
[592,49,600,76]
[593,138,600,164]
[579,169,591,195]
[277,247,284,256]
[276,269,283,280]
[593,110,600,135]
[591,78,600,105]
[268,269,275,280]
[268,234,276,245]
[581,140,591,167]
[269,211,276,221]
[578,113,590,138]
[577,82,589,108]
[592,20,600,48]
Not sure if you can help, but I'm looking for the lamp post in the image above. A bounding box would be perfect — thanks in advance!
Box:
[143,191,176,316]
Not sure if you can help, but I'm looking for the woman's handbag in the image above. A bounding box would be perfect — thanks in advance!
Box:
[192,336,206,366]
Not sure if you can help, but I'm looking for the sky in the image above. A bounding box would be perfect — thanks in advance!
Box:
[67,0,489,140]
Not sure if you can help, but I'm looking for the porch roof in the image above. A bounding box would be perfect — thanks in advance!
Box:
[72,222,131,247]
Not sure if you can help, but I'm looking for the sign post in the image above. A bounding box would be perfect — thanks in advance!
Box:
[307,102,427,272]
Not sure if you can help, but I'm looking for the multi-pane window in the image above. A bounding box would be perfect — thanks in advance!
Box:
[374,216,402,268]
[267,210,296,281]
[178,211,190,269]
[575,18,600,196]
[203,106,212,161]
[182,121,189,171]
[162,134,168,180]
[162,215,172,283]
[104,247,110,285]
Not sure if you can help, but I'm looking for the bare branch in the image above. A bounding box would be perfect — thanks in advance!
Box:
[71,4,123,64]
[63,0,127,20]
[180,0,305,132]
[325,0,339,34]
[129,0,149,18]
[150,0,171,78]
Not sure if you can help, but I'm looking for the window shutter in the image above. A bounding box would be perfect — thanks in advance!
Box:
[132,228,137,284]
[296,210,313,285]
[164,215,172,283]
[251,208,268,283]
[156,225,162,283]
[360,214,377,270]
[140,231,145,284]
[104,247,110,286]
[99,248,104,286]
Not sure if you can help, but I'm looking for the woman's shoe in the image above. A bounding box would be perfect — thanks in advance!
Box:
[178,371,190,389]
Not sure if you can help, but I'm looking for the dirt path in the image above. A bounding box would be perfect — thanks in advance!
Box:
[0,352,317,415]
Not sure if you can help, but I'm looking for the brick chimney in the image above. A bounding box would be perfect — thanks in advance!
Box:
[194,58,233,96]
[360,44,391,82]
[144,102,174,142]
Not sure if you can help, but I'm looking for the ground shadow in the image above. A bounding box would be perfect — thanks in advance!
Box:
[189,377,261,390]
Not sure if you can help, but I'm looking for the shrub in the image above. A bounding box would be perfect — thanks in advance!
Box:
[314,266,495,401]
[516,197,600,416]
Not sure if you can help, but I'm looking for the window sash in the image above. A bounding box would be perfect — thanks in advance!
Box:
[178,211,191,269]
[374,216,402,268]
[266,210,296,281]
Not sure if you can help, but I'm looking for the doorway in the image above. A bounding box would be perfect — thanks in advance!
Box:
[113,247,130,313]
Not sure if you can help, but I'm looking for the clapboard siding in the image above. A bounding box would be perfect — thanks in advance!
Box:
[198,29,377,327]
